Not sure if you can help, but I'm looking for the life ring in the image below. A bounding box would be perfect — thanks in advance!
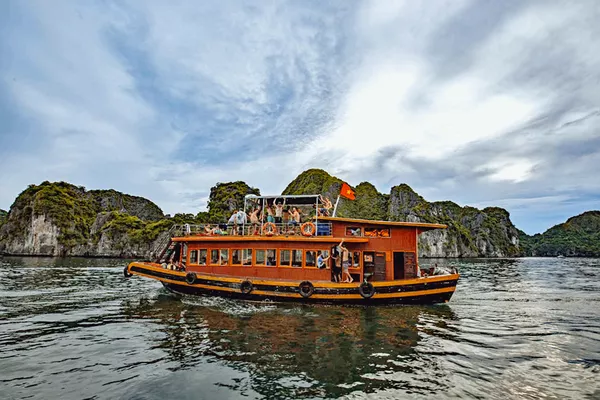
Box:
[298,281,314,298]
[263,222,277,236]
[358,282,375,299]
[185,272,197,285]
[300,222,316,237]
[123,266,133,278]
[240,280,253,294]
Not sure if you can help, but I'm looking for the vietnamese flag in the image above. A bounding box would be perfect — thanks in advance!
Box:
[340,182,356,200]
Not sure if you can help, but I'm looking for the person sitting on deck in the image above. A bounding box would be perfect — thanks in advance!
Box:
[317,251,330,269]
[204,224,225,235]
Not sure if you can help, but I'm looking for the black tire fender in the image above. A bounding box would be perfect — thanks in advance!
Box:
[185,272,197,285]
[240,280,253,294]
[299,281,314,298]
[123,266,133,278]
[359,282,375,299]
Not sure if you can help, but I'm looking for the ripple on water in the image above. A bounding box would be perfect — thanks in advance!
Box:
[0,256,599,400]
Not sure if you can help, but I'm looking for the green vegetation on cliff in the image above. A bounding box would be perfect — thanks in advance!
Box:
[207,181,260,222]
[0,181,166,250]
[283,169,342,197]
[520,211,600,257]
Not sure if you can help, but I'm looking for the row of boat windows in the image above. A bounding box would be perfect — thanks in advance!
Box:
[345,226,391,238]
[188,248,361,268]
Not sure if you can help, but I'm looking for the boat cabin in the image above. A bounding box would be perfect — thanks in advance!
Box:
[161,194,446,283]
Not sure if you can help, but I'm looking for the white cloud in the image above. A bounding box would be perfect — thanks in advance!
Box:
[1,0,599,237]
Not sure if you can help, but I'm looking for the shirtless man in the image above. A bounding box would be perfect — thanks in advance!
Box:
[249,207,261,234]
[289,207,301,224]
[275,199,285,224]
[319,195,333,216]
[339,239,353,283]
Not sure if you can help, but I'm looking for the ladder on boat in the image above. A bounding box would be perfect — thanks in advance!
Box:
[152,225,178,263]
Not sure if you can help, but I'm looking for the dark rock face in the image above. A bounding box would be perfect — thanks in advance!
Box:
[519,211,600,257]
[0,209,7,229]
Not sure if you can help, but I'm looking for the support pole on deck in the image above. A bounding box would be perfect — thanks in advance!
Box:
[332,195,341,217]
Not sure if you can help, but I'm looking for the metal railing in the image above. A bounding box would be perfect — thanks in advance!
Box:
[172,222,332,238]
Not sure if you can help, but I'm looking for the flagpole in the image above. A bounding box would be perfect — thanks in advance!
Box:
[332,195,341,217]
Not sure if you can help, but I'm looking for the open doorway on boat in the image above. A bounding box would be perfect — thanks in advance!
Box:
[393,252,405,280]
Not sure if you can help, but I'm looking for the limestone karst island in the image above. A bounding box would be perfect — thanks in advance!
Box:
[1,169,598,259]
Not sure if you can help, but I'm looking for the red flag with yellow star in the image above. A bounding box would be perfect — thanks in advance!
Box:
[340,182,356,200]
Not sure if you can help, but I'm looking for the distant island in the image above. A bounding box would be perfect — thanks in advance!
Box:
[0,169,598,258]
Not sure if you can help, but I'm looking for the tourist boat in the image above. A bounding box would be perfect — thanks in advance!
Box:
[124,194,459,305]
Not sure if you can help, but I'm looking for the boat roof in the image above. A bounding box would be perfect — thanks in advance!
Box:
[315,216,447,230]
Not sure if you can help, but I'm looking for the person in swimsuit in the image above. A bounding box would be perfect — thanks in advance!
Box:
[274,200,285,224]
[266,205,275,223]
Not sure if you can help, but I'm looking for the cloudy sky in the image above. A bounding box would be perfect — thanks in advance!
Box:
[1,0,599,234]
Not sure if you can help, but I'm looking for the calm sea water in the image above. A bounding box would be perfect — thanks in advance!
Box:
[0,257,599,400]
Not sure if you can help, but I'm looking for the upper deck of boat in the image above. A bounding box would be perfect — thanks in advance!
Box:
[167,193,446,243]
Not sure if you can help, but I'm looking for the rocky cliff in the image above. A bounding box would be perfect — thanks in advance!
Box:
[0,209,7,229]
[284,169,520,257]
[0,182,169,257]
[0,171,547,259]
[519,211,600,257]
[0,181,261,258]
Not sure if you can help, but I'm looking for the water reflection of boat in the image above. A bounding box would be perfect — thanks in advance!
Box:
[125,194,459,305]
[121,295,458,397]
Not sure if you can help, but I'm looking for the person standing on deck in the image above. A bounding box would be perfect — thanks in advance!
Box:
[249,207,261,235]
[330,244,341,282]
[266,204,275,223]
[274,199,285,224]
[235,209,247,235]
[339,239,353,283]
[227,210,238,235]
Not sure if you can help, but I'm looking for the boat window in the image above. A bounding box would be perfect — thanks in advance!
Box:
[220,249,229,266]
[198,249,207,266]
[305,250,316,267]
[189,250,198,264]
[210,249,219,265]
[291,250,303,268]
[345,226,362,236]
[365,227,391,238]
[315,250,330,269]
[242,249,252,266]
[279,250,291,267]
[231,249,242,265]
[255,250,266,266]
[352,251,361,268]
[266,249,276,266]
